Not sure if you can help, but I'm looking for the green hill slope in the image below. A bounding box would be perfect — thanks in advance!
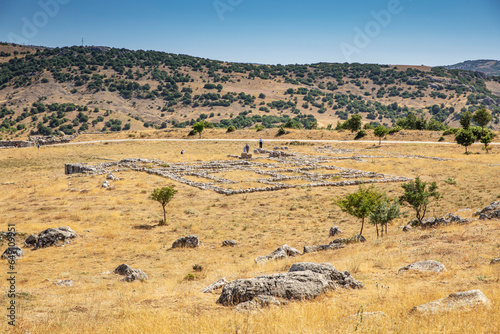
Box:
[1,43,499,139]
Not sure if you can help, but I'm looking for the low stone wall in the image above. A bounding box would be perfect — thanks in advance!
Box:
[0,140,33,148]
[0,134,78,149]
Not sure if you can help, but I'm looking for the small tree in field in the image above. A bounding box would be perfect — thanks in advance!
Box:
[459,111,473,130]
[334,185,384,237]
[455,129,475,153]
[373,126,389,145]
[473,108,492,135]
[480,133,492,153]
[151,186,177,225]
[369,198,400,238]
[192,122,205,138]
[399,177,440,225]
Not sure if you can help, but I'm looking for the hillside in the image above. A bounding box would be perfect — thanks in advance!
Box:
[1,42,500,140]
[445,59,500,76]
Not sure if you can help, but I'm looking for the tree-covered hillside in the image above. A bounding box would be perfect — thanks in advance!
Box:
[0,42,499,139]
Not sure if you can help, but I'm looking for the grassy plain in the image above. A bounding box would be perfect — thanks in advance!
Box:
[0,132,499,333]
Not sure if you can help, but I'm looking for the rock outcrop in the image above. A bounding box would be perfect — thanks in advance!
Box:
[398,260,446,274]
[172,235,200,248]
[217,262,363,306]
[254,244,302,264]
[27,226,77,249]
[410,290,490,314]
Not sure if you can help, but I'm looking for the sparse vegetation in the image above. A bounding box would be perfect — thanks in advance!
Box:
[150,186,178,225]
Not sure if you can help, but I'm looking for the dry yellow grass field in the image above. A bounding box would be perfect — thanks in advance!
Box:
[0,134,499,333]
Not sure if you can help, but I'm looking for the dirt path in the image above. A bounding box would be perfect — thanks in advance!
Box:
[53,138,500,146]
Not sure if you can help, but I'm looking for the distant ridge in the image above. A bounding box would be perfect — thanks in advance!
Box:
[444,59,500,76]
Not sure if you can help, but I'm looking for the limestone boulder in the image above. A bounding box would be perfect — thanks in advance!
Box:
[217,271,334,306]
[398,260,446,274]
[254,244,302,264]
[172,235,200,248]
[24,234,38,247]
[288,262,364,289]
[329,226,342,237]
[35,226,77,249]
[2,246,24,260]
[218,262,363,306]
[473,201,500,220]
[114,264,148,282]
[222,240,237,247]
[410,290,490,314]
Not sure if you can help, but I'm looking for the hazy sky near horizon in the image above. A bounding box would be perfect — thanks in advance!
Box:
[0,0,499,66]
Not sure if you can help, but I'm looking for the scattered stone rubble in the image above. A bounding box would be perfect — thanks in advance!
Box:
[303,242,345,254]
[410,290,490,314]
[473,201,500,220]
[403,213,470,231]
[254,244,302,264]
[114,264,148,282]
[25,226,77,249]
[217,262,363,307]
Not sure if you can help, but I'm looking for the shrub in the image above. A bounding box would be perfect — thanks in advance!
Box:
[226,125,236,133]
[388,126,402,134]
[354,129,366,140]
[277,126,286,136]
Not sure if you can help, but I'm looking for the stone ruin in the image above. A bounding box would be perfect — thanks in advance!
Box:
[63,147,419,196]
[0,134,78,149]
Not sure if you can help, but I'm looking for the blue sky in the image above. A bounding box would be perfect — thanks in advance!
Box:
[0,0,498,66]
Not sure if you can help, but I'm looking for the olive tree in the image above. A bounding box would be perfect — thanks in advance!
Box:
[399,177,440,225]
[369,198,400,238]
[150,186,178,225]
[192,122,205,138]
[455,129,475,153]
[473,108,492,134]
[334,185,384,237]
[373,126,389,145]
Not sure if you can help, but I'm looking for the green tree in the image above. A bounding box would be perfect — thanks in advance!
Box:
[455,129,475,153]
[334,185,384,236]
[343,114,362,132]
[369,198,400,238]
[150,186,178,225]
[373,126,389,145]
[459,111,473,130]
[399,177,440,225]
[473,108,492,134]
[480,132,492,154]
[192,122,205,138]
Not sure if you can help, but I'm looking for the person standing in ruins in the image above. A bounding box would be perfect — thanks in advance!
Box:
[259,138,263,148]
